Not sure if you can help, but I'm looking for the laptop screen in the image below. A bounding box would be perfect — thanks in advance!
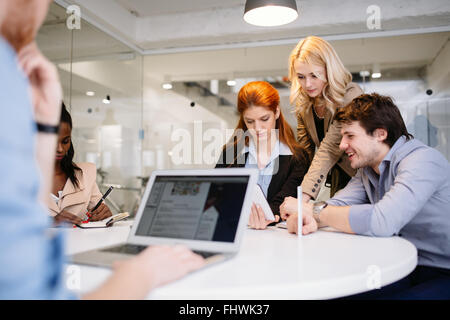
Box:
[135,175,249,243]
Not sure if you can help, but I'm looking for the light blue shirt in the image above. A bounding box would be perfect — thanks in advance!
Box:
[244,139,292,197]
[0,37,75,299]
[328,136,450,269]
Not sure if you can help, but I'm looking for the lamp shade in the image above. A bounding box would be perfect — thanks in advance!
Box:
[244,0,298,27]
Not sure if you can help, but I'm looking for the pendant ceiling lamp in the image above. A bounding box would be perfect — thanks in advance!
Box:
[244,0,298,27]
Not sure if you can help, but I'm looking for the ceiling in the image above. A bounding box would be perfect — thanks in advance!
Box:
[54,0,450,53]
[115,0,244,17]
[41,1,450,83]
[37,0,450,121]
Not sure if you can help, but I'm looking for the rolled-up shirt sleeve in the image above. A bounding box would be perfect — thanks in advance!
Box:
[348,204,374,235]
[348,150,447,237]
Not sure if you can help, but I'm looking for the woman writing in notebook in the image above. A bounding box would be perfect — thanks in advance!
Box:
[280,36,363,217]
[216,81,309,230]
[46,103,112,225]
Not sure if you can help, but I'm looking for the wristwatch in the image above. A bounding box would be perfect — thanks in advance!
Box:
[36,122,60,134]
[312,201,328,224]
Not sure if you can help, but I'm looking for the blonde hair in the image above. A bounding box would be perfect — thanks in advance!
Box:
[288,36,352,116]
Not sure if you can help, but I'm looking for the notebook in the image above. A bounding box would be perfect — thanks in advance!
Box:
[75,212,130,229]
[71,168,259,268]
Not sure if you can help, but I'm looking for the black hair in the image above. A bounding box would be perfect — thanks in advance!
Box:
[60,102,81,188]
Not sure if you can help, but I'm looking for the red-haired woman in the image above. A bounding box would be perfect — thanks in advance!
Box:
[216,81,310,229]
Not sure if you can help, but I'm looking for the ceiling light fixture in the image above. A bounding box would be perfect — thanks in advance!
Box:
[244,0,298,27]
[371,72,381,79]
[227,80,237,87]
[371,63,381,79]
[86,91,95,96]
[210,80,219,95]
[162,83,173,90]
[102,94,111,104]
[162,75,173,90]
[359,70,370,78]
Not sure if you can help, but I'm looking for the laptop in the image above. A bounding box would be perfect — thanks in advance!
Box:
[71,168,259,268]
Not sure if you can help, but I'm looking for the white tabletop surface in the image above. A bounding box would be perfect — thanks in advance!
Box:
[63,221,417,299]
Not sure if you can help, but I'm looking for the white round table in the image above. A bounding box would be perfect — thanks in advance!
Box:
[64,222,417,299]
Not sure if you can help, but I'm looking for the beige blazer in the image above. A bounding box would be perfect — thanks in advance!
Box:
[46,162,102,218]
[297,82,364,199]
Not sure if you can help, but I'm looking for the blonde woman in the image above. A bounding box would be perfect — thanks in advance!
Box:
[280,36,363,216]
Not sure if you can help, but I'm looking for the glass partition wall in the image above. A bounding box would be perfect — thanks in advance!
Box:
[37,3,450,215]
[38,3,145,215]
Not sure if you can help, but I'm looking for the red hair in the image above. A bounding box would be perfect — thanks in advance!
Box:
[225,81,306,161]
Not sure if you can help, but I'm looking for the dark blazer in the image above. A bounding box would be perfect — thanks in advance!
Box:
[215,145,310,216]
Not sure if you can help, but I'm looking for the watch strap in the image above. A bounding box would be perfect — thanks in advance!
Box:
[36,122,60,134]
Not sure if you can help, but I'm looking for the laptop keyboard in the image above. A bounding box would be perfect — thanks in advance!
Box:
[102,244,147,255]
[102,244,218,259]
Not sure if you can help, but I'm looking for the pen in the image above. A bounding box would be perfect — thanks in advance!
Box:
[86,186,114,220]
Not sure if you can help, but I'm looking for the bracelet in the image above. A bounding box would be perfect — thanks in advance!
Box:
[36,122,60,134]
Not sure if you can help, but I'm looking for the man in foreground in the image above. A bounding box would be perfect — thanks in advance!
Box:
[0,0,204,299]
[281,93,450,299]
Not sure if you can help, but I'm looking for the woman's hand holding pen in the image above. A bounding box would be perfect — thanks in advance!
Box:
[87,186,114,222]
[87,203,112,222]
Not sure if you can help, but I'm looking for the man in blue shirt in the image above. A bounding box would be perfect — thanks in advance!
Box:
[281,93,450,299]
[0,0,203,299]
